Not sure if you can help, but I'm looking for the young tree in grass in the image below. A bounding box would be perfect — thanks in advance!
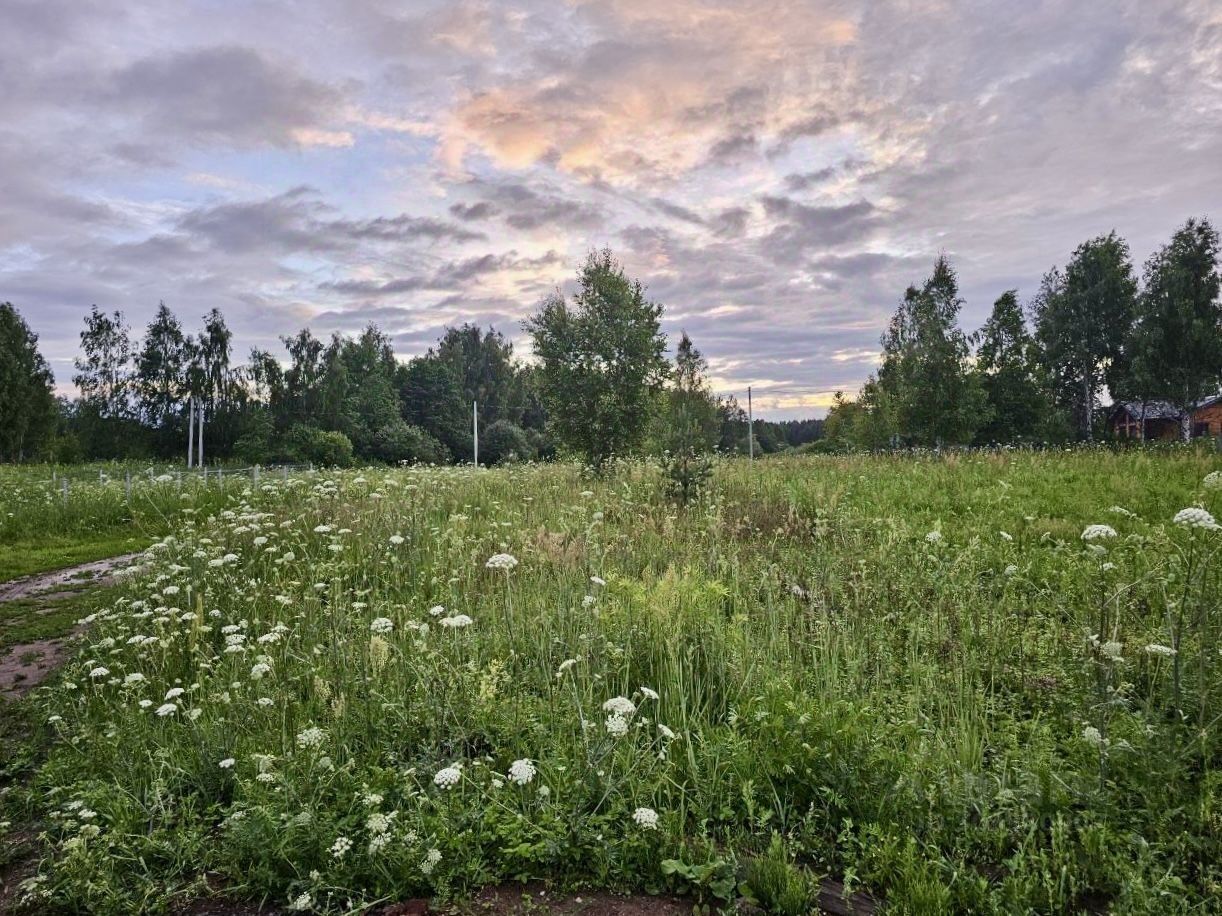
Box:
[526,249,668,468]
[74,305,133,420]
[0,302,57,461]
[660,332,719,502]
[1032,233,1137,440]
[1125,217,1222,437]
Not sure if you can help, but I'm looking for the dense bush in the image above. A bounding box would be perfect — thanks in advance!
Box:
[480,420,531,464]
[283,425,354,467]
[373,420,450,465]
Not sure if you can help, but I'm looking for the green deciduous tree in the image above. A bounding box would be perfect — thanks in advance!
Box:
[1125,217,1222,437]
[0,302,57,461]
[1033,233,1137,440]
[972,290,1057,444]
[660,332,718,502]
[526,249,669,468]
[135,302,189,445]
[876,256,988,446]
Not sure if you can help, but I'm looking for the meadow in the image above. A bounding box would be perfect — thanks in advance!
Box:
[2,450,1220,914]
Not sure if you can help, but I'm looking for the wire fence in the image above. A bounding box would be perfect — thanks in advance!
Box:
[43,464,316,501]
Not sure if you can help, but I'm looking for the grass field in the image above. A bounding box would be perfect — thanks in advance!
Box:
[1,450,1220,914]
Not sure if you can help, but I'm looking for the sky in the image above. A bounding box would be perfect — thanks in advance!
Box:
[2,0,1220,419]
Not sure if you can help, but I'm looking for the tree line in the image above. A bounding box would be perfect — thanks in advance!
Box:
[823,216,1222,449]
[0,251,818,467]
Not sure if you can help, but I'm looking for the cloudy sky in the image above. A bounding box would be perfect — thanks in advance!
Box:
[3,0,1220,418]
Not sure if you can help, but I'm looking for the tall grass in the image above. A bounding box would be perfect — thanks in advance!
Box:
[6,450,1221,914]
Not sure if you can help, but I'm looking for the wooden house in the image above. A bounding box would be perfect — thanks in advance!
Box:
[1110,396,1222,440]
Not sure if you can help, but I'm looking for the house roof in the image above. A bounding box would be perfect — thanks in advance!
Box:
[1110,400,1181,421]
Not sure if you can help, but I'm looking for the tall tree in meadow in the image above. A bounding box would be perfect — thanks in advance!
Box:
[435,324,524,427]
[281,328,327,427]
[972,290,1054,443]
[1125,218,1222,437]
[74,305,133,420]
[400,354,472,460]
[526,249,669,468]
[876,255,988,446]
[0,302,57,461]
[135,302,189,436]
[1032,233,1137,440]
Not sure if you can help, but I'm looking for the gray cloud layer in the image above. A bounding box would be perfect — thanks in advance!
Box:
[1,0,1219,416]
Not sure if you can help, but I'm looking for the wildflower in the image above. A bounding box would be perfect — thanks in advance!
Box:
[434,765,462,788]
[1100,640,1123,661]
[657,724,677,740]
[420,848,442,875]
[1082,725,1105,747]
[330,836,352,859]
[219,758,236,769]
[582,595,596,609]
[590,576,606,587]
[603,696,636,717]
[250,662,271,680]
[369,617,394,634]
[485,553,518,570]
[89,667,110,679]
[639,686,659,701]
[164,687,185,700]
[288,893,313,912]
[925,530,942,544]
[555,658,578,678]
[428,604,446,616]
[123,673,145,685]
[1203,471,1221,490]
[155,703,177,717]
[1003,564,1018,576]
[1173,507,1220,530]
[440,614,473,629]
[313,525,333,534]
[296,727,326,749]
[1145,644,1176,657]
[389,534,405,545]
[508,759,536,786]
[605,713,630,737]
[999,531,1013,542]
[1081,524,1117,541]
[632,807,659,829]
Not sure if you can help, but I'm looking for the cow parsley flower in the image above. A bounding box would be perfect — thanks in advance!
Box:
[420,848,442,875]
[389,534,405,545]
[508,759,536,785]
[1173,507,1220,530]
[296,727,326,749]
[603,696,636,717]
[434,765,462,788]
[330,836,352,859]
[1100,640,1123,661]
[925,531,943,544]
[369,617,394,634]
[1145,643,1176,657]
[485,553,518,570]
[89,667,110,679]
[1081,524,1117,541]
[605,713,630,737]
[428,604,446,616]
[288,893,313,912]
[632,807,659,829]
[1203,471,1221,490]
[164,687,185,700]
[123,673,145,685]
[250,662,271,680]
[639,686,659,701]
[590,576,606,587]
[555,658,578,678]
[440,614,473,629]
[155,703,177,717]
[219,758,236,769]
[1082,725,1105,747]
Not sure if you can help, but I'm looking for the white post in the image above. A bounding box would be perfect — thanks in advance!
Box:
[473,400,479,466]
[198,403,204,469]
[747,386,754,459]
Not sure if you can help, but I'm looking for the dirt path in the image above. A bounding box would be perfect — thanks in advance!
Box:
[0,553,142,698]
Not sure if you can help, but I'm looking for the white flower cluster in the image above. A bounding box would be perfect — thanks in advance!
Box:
[1081,524,1117,541]
[632,807,659,829]
[369,617,394,634]
[485,553,519,570]
[507,758,536,785]
[440,614,473,629]
[295,726,326,749]
[1204,471,1222,490]
[434,765,462,788]
[1173,507,1219,530]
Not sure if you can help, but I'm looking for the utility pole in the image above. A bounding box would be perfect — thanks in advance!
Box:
[187,396,195,467]
[747,386,754,460]
[198,402,204,468]
[472,400,479,466]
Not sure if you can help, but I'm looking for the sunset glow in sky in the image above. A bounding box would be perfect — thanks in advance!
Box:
[3,0,1220,417]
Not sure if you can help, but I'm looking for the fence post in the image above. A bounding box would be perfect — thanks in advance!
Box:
[61,479,69,502]
[177,472,182,492]
[252,465,260,485]
[125,471,132,504]
[282,466,288,482]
